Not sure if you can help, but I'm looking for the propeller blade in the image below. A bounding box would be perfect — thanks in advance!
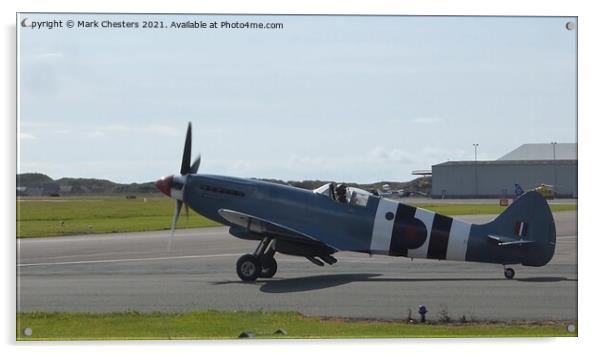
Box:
[168,200,183,251]
[190,155,201,174]
[180,122,192,175]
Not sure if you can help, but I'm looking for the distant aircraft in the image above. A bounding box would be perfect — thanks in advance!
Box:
[156,123,556,281]
[534,184,556,199]
[515,183,555,199]
[375,184,429,198]
[376,184,410,198]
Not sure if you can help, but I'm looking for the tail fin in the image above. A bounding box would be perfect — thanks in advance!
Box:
[484,191,556,266]
[514,183,524,197]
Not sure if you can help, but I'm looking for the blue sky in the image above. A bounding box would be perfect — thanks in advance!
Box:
[18,14,577,183]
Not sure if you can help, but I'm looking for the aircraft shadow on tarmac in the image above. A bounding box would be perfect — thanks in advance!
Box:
[211,273,574,293]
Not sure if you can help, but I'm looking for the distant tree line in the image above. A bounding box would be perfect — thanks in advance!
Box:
[16,173,431,196]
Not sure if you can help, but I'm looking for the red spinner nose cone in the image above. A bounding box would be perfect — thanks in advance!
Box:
[155,175,173,197]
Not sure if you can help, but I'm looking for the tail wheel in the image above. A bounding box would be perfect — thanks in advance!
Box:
[504,268,515,280]
[236,254,261,281]
[260,257,277,278]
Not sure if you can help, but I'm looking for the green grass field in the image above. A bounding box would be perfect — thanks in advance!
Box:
[16,311,576,340]
[16,196,220,238]
[16,196,577,238]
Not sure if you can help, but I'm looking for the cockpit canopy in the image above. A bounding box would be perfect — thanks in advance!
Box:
[313,182,373,207]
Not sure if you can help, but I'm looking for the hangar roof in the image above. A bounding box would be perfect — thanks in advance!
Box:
[433,159,576,167]
[497,143,576,160]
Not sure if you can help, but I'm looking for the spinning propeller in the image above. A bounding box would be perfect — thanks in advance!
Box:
[155,122,200,250]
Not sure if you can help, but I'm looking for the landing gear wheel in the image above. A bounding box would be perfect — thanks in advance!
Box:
[504,268,515,280]
[236,254,261,282]
[260,257,277,278]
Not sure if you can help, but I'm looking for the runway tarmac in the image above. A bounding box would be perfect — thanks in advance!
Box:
[17,212,577,321]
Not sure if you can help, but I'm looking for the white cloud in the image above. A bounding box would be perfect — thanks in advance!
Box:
[145,125,180,137]
[411,117,442,124]
[20,121,52,128]
[19,132,36,140]
[370,147,415,163]
[287,155,328,168]
[421,147,466,161]
[87,130,105,138]
[232,160,252,171]
[102,125,131,132]
[91,124,181,137]
[37,52,64,59]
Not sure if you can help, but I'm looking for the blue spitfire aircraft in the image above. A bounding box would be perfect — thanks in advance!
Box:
[156,123,556,281]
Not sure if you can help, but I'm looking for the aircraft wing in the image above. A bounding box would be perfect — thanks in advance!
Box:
[218,208,332,247]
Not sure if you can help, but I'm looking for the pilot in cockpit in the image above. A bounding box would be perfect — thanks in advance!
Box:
[314,182,369,207]
[335,183,348,203]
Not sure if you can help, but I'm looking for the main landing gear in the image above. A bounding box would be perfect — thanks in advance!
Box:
[236,237,277,282]
[503,266,515,280]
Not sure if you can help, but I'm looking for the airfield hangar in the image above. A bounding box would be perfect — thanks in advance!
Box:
[431,143,577,199]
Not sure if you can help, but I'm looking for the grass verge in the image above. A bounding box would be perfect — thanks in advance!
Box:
[16,311,576,340]
[16,196,220,238]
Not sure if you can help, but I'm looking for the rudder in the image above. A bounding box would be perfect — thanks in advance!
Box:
[486,191,556,266]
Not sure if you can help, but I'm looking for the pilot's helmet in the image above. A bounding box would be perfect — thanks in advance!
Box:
[336,183,347,193]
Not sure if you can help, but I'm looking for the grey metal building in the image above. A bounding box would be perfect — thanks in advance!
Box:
[431,143,577,199]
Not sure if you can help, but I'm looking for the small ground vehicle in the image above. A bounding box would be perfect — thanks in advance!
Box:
[535,184,555,199]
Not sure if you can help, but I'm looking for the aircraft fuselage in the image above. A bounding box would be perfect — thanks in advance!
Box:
[182,174,555,267]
